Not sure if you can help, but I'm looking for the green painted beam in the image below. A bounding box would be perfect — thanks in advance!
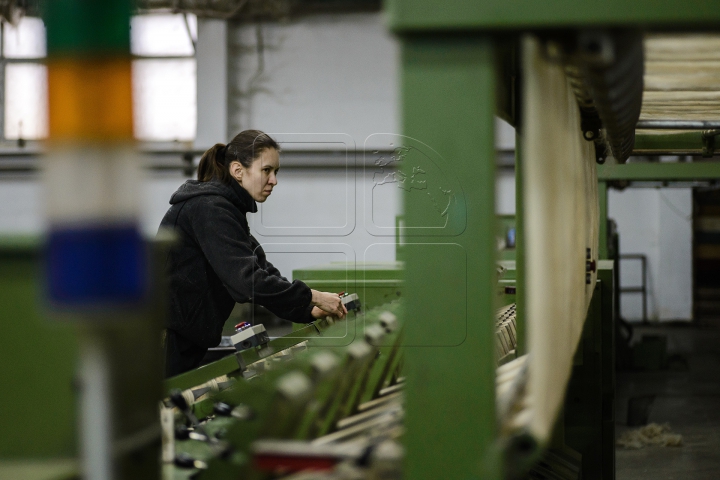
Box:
[598,182,608,260]
[564,262,615,480]
[164,319,338,394]
[385,0,720,32]
[597,161,720,181]
[514,134,526,355]
[0,235,42,253]
[634,132,707,154]
[164,353,245,394]
[0,459,78,480]
[401,36,499,479]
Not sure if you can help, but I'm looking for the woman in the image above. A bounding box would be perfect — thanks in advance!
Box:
[160,130,347,377]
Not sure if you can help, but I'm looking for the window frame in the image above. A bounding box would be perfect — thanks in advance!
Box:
[0,14,197,144]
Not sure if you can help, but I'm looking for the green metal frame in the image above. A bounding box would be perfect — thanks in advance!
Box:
[564,261,615,480]
[514,135,526,355]
[167,302,405,479]
[598,159,720,261]
[634,132,717,156]
[293,261,404,313]
[599,181,609,259]
[385,0,720,470]
[386,0,720,31]
[164,318,339,394]
[400,36,499,480]
[598,161,720,181]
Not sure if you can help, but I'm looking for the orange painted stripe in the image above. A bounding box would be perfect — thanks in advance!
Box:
[48,58,133,141]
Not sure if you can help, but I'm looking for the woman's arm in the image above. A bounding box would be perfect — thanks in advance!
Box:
[263,258,346,320]
[262,259,288,282]
[189,198,313,322]
[246,227,347,320]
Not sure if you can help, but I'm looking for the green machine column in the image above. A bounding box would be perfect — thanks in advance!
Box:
[598,181,608,260]
[514,134,526,354]
[400,37,499,479]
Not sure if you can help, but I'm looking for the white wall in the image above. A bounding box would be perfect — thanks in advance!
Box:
[228,13,399,150]
[221,13,518,276]
[223,13,404,275]
[608,188,693,322]
[0,172,187,238]
[657,189,693,320]
[0,177,43,234]
[496,170,516,215]
[195,18,228,149]
[0,169,399,281]
[495,119,517,216]
[142,168,401,279]
[251,168,401,276]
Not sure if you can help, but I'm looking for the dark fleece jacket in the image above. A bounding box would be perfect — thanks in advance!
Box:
[159,179,314,348]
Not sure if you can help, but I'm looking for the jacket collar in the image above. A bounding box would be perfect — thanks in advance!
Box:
[229,180,258,214]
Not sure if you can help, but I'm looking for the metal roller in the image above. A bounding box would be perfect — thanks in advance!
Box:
[547,30,645,163]
[582,30,645,163]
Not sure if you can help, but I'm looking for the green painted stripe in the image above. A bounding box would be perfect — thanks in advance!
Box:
[0,235,42,257]
[635,132,706,152]
[598,161,720,181]
[164,354,244,394]
[45,0,131,56]
[163,319,334,395]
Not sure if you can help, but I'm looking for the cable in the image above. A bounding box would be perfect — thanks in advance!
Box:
[182,13,196,53]
[659,190,692,222]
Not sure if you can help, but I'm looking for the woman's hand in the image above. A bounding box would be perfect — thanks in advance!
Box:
[311,306,332,319]
[311,290,347,319]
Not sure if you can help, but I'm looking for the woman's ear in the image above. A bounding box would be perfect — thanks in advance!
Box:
[228,160,244,184]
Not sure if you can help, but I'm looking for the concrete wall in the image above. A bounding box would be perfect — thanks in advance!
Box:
[223,13,402,275]
[608,188,693,322]
[227,13,399,150]
[0,177,43,233]
[142,168,401,279]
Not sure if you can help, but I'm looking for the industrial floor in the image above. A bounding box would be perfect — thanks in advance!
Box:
[615,317,720,479]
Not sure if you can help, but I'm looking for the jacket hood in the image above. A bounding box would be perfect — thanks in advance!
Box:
[170,179,258,213]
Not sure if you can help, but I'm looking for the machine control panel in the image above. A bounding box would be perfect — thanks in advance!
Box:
[231,322,270,352]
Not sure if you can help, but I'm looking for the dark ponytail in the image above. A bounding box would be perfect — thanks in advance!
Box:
[197,130,280,185]
[197,143,230,183]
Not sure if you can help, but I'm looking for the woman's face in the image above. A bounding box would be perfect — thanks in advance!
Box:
[235,148,280,203]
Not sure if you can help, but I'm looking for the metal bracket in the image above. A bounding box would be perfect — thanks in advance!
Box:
[701,129,720,158]
[586,248,596,284]
[581,110,603,141]
[594,140,608,164]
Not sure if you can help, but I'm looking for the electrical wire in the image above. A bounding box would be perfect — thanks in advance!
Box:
[659,190,692,222]
[245,22,265,93]
[182,13,196,53]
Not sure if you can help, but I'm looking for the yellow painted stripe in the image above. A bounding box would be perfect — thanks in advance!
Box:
[48,58,133,141]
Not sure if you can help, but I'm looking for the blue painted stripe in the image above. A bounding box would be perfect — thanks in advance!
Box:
[46,224,146,305]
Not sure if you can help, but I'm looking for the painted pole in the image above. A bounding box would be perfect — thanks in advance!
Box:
[43,2,143,479]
